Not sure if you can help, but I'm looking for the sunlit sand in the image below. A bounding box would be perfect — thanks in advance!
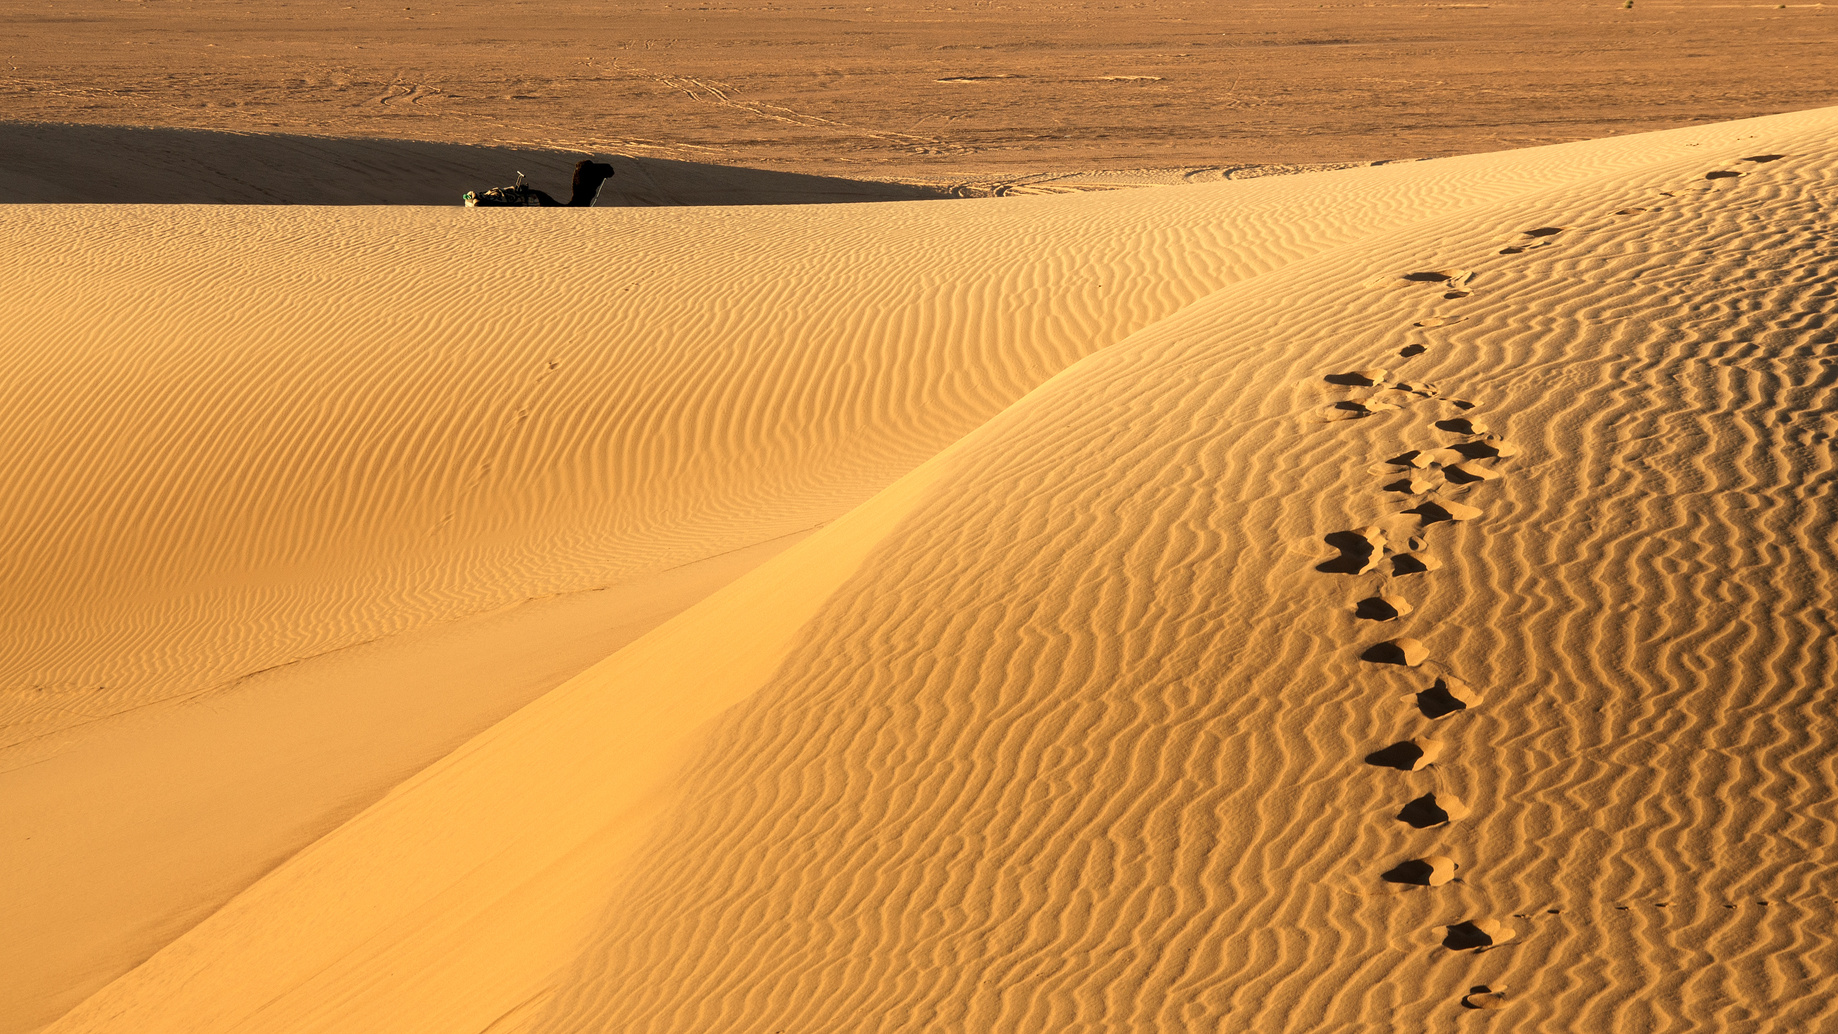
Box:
[4,3,1837,1032]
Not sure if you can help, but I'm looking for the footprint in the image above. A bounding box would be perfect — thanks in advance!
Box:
[1380,854,1458,885]
[1384,474,1436,495]
[1395,380,1439,397]
[1443,462,1501,485]
[1363,637,1429,666]
[1461,985,1510,1010]
[1455,439,1522,460]
[1498,228,1562,256]
[1435,417,1489,436]
[1414,675,1482,719]
[1365,737,1444,771]
[1355,594,1414,620]
[1394,447,1464,469]
[1399,344,1428,358]
[1390,551,1442,575]
[1325,397,1401,419]
[1441,288,1472,300]
[1398,790,1469,827]
[1400,269,1473,286]
[1614,206,1650,216]
[1325,368,1390,387]
[1318,527,1387,574]
[1441,919,1515,951]
[1742,154,1785,163]
[1408,500,1483,524]
[1443,398,1478,411]
[1705,170,1742,180]
[1413,315,1467,328]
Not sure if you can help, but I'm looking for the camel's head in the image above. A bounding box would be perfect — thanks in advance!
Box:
[576,160,616,185]
[569,160,618,207]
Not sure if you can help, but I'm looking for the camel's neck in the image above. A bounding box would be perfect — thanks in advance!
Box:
[567,178,608,207]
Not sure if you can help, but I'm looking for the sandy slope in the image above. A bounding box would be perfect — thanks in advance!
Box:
[30,109,1838,1033]
[1,128,1673,1030]
[0,123,954,205]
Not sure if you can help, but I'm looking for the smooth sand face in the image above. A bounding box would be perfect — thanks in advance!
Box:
[5,1,1838,184]
[7,107,1837,1034]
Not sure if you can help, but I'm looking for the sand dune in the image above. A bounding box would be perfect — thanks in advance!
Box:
[22,108,1838,1034]
[4,120,1709,1030]
[0,123,953,206]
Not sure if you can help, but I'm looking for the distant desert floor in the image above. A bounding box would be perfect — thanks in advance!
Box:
[5,98,1838,1034]
[4,0,1838,190]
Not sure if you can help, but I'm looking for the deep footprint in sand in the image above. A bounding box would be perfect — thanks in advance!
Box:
[1414,675,1482,719]
[1391,551,1442,575]
[1399,343,1428,358]
[1413,315,1466,328]
[1394,447,1464,469]
[1398,790,1469,827]
[1324,397,1401,420]
[1384,473,1435,495]
[1706,170,1742,180]
[1443,462,1501,485]
[1356,594,1414,620]
[1400,269,1473,286]
[1743,154,1786,163]
[1324,368,1390,387]
[1456,438,1521,460]
[1499,226,1564,254]
[1318,527,1387,574]
[1408,500,1483,524]
[1441,919,1515,951]
[1381,854,1458,885]
[1363,636,1429,666]
[1462,986,1510,1010]
[1434,417,1489,436]
[1365,737,1444,771]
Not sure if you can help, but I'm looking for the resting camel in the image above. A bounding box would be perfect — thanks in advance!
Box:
[464,159,616,207]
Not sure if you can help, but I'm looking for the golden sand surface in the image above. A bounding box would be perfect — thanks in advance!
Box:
[8,109,1837,1034]
[3,4,1837,1034]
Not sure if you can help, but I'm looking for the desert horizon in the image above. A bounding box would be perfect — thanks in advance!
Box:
[4,2,1837,1032]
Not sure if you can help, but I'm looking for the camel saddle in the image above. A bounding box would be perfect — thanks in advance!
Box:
[463,172,541,207]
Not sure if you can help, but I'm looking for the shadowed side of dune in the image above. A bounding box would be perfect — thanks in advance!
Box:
[0,122,954,205]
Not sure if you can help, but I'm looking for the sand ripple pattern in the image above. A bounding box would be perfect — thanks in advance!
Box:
[35,109,1838,1034]
[0,179,1428,745]
[0,119,1764,749]
[530,119,1838,1034]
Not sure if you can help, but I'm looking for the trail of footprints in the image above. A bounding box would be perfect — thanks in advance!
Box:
[1316,151,1786,1013]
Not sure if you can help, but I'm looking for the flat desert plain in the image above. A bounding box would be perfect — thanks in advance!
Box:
[3,3,1837,1033]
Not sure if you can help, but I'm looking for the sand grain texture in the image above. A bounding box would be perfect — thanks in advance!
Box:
[14,109,1838,1034]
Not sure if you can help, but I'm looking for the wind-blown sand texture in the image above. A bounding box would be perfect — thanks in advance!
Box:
[8,106,1836,1033]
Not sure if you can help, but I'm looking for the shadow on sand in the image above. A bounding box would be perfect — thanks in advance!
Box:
[0,122,957,206]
